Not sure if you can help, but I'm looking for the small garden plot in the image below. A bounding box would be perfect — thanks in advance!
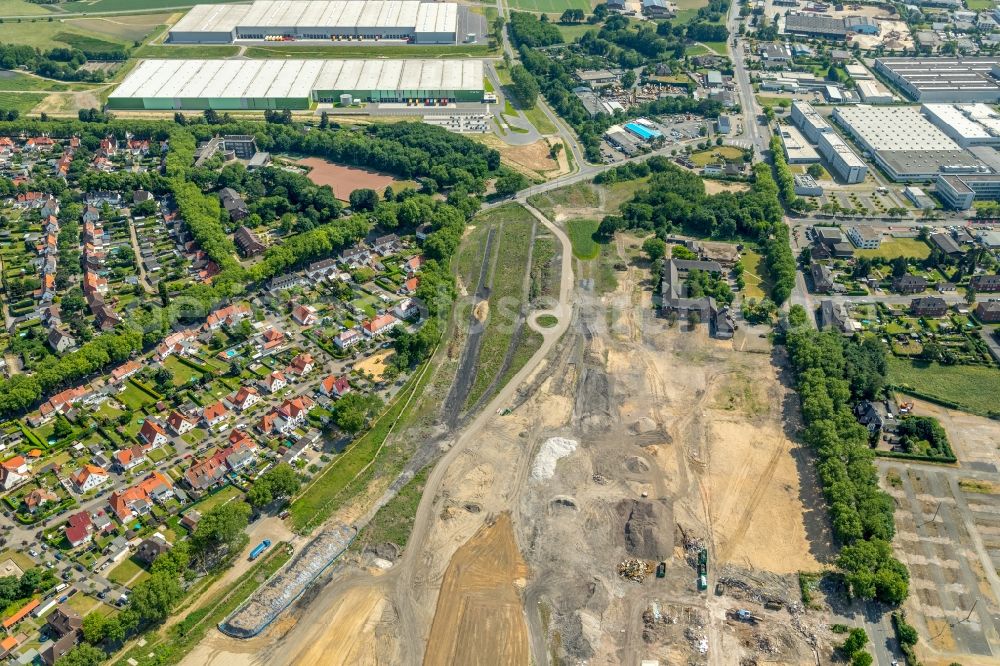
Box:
[187,484,241,515]
[163,356,204,387]
[118,382,157,411]
[107,557,150,587]
[738,249,770,300]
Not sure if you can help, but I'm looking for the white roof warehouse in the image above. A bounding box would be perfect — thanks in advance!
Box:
[169,0,460,45]
[107,59,485,111]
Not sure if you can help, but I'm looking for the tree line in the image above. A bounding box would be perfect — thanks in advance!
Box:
[785,326,909,605]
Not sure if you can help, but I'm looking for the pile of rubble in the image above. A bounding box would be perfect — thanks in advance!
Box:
[617,558,652,582]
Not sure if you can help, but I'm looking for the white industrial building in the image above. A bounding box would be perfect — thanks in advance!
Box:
[169,0,463,45]
[108,58,485,110]
[874,57,1000,103]
[936,173,1000,209]
[790,101,867,183]
[921,103,1000,147]
[856,80,894,104]
[832,105,984,181]
[778,125,819,163]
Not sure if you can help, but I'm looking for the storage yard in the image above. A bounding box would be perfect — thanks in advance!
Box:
[168,0,473,45]
[107,58,486,110]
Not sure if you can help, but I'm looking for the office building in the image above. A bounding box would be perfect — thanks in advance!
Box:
[779,125,819,163]
[936,172,1000,209]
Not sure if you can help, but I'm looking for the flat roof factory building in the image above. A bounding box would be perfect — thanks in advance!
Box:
[921,103,1000,147]
[790,101,867,183]
[783,13,879,39]
[832,104,985,181]
[874,57,1000,103]
[169,0,464,45]
[107,59,485,111]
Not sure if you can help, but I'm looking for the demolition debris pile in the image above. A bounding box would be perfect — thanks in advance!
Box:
[219,525,356,638]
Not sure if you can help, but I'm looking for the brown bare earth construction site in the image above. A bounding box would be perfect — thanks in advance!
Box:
[190,221,844,665]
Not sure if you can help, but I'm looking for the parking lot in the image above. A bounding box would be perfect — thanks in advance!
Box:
[878,405,1000,664]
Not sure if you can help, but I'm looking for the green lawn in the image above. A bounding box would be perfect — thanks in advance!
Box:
[522,104,558,135]
[131,44,241,59]
[118,382,156,411]
[107,557,150,586]
[507,0,591,12]
[187,484,241,515]
[888,357,1000,416]
[554,22,596,41]
[0,72,84,92]
[855,237,930,260]
[690,146,746,167]
[527,181,599,221]
[566,218,602,260]
[163,356,203,387]
[740,249,770,300]
[700,41,728,56]
[964,0,993,8]
[0,19,132,50]
[0,548,35,572]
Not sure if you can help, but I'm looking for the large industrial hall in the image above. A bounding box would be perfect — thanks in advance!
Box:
[107,59,486,110]
[168,0,475,45]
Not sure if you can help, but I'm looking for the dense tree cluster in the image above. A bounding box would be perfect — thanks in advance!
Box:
[0,42,121,82]
[785,329,908,604]
[508,11,564,47]
[247,463,301,508]
[769,135,807,212]
[896,416,952,458]
[601,162,794,303]
[509,64,540,109]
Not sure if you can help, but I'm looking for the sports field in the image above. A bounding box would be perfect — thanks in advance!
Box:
[507,0,591,13]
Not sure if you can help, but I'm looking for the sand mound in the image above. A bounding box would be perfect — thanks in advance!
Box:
[531,437,578,481]
[474,300,489,322]
[632,417,658,434]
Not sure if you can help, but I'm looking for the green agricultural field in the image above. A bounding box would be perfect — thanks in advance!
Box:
[0,0,50,16]
[0,92,45,114]
[507,0,591,12]
[0,72,83,92]
[888,357,1000,416]
[60,0,245,11]
[0,18,146,50]
[566,218,601,260]
[855,237,930,260]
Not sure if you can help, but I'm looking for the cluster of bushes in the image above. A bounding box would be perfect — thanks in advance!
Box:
[786,328,909,605]
[593,155,673,184]
[896,415,953,458]
[0,43,115,82]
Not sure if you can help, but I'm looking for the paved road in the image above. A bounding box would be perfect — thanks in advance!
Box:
[727,8,769,161]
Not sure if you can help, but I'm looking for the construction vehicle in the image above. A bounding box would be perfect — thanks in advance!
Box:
[656,561,666,578]
[729,609,759,623]
[697,549,708,590]
[249,539,271,561]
